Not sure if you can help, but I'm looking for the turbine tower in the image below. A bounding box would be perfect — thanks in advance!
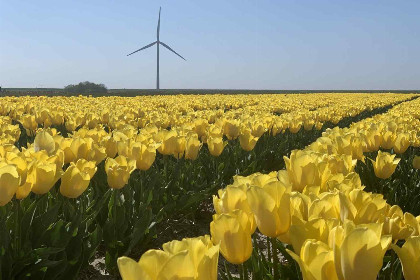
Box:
[127,7,186,89]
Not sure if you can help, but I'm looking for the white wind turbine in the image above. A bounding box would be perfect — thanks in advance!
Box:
[127,7,186,89]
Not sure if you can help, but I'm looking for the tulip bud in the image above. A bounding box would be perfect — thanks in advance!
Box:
[0,163,20,206]
[370,151,400,179]
[393,133,410,154]
[60,159,97,198]
[210,210,253,264]
[184,136,202,160]
[247,181,291,237]
[30,160,63,195]
[105,155,136,189]
[223,120,240,140]
[332,222,392,280]
[239,129,259,151]
[284,150,322,192]
[391,236,420,280]
[207,136,227,157]
[287,240,338,280]
[117,235,219,280]
[129,142,156,170]
[34,131,56,155]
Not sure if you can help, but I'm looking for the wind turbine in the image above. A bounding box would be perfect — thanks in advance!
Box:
[127,7,186,89]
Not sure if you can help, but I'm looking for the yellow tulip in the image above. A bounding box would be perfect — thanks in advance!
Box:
[21,114,38,134]
[393,133,410,154]
[185,136,202,160]
[239,129,259,151]
[289,119,302,133]
[31,160,63,194]
[413,155,420,169]
[0,163,20,206]
[34,131,56,155]
[156,130,178,155]
[381,131,396,150]
[223,119,240,140]
[247,181,291,237]
[289,218,338,254]
[130,142,156,170]
[105,155,136,189]
[370,151,400,179]
[380,205,414,240]
[103,135,118,158]
[213,185,255,230]
[362,128,382,152]
[16,163,35,199]
[60,159,97,198]
[391,236,420,280]
[5,152,28,185]
[287,240,338,280]
[207,136,227,157]
[210,210,252,264]
[339,189,388,224]
[332,222,391,280]
[284,150,322,192]
[117,235,219,280]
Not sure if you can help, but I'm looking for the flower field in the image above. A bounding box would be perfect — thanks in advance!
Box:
[0,93,419,279]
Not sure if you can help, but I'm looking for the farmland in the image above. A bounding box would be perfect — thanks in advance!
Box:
[0,93,419,279]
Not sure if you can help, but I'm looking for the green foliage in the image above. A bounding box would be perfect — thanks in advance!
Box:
[63,81,107,95]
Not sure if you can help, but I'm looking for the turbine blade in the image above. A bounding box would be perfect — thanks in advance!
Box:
[157,7,161,40]
[127,41,157,56]
[159,41,186,61]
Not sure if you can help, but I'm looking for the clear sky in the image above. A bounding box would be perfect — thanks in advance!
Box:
[1,0,419,90]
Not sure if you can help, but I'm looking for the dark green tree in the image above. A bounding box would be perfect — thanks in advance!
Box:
[64,81,108,95]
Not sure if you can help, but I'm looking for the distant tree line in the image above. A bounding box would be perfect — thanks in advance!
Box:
[64,81,108,95]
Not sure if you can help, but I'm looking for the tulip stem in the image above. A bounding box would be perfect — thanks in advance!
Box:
[271,238,280,280]
[241,263,248,280]
[267,238,272,272]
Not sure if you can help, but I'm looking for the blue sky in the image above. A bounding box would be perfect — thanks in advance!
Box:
[1,0,419,89]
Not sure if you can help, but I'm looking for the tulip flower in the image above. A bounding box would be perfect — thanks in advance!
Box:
[413,155,420,169]
[381,131,396,150]
[239,129,259,151]
[223,119,240,140]
[393,133,410,154]
[34,131,56,155]
[207,136,227,157]
[284,150,322,192]
[370,151,400,179]
[339,189,388,224]
[156,130,178,155]
[21,114,38,134]
[213,185,257,234]
[391,236,420,280]
[332,222,392,280]
[0,162,20,206]
[105,155,136,189]
[117,235,219,280]
[289,218,338,254]
[185,136,202,160]
[31,160,63,194]
[60,159,97,198]
[287,240,338,280]
[130,142,156,170]
[247,181,291,237]
[210,210,253,264]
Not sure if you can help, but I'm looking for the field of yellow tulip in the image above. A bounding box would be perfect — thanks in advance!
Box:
[0,93,419,279]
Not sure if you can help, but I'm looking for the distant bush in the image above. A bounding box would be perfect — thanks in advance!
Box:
[64,81,108,95]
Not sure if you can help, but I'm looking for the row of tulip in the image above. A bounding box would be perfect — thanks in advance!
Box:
[1,94,414,207]
[117,96,419,279]
[0,94,418,279]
